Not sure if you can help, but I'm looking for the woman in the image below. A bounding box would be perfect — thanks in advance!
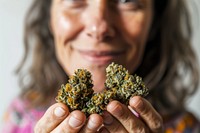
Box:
[2,0,200,132]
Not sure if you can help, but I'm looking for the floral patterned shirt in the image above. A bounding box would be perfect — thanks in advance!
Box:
[1,97,200,133]
[1,98,45,133]
[164,111,200,133]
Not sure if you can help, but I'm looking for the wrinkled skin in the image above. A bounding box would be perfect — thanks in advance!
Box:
[34,0,163,132]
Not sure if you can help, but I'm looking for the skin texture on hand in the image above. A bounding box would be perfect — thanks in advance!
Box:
[34,103,103,133]
[103,96,163,133]
[34,96,163,133]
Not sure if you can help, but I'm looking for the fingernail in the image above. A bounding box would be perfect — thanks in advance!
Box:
[109,102,123,116]
[54,107,66,117]
[69,115,83,128]
[103,112,113,125]
[130,97,145,113]
[130,97,139,104]
[88,119,97,129]
[128,106,140,118]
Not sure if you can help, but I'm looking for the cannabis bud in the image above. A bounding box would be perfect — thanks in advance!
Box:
[105,62,149,105]
[85,88,117,115]
[56,62,148,116]
[56,69,94,112]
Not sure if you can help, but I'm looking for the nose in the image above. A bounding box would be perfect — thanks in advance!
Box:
[84,1,115,41]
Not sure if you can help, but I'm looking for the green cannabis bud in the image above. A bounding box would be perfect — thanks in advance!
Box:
[85,88,117,115]
[56,62,148,116]
[56,69,94,112]
[105,62,149,105]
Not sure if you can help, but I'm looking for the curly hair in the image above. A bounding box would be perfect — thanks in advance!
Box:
[16,0,199,111]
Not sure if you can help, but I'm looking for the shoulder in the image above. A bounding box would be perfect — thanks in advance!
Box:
[164,111,200,133]
[1,97,46,133]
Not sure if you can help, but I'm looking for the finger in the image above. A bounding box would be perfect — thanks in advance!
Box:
[130,96,163,133]
[98,126,110,133]
[80,114,103,133]
[52,110,86,133]
[102,111,128,133]
[107,100,149,133]
[34,103,69,133]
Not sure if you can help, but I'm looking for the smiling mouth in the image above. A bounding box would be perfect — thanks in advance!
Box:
[78,49,125,64]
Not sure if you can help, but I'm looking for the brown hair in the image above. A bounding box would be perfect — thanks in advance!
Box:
[16,0,67,106]
[17,0,199,111]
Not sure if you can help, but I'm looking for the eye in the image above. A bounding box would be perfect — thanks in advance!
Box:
[62,0,86,8]
[114,0,139,4]
[112,0,143,11]
[118,0,138,3]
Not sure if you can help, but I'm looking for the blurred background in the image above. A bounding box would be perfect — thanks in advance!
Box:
[0,0,200,127]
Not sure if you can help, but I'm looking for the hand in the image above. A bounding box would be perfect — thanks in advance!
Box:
[34,103,103,133]
[100,96,163,133]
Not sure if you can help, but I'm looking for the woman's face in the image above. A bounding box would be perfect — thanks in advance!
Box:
[50,0,154,91]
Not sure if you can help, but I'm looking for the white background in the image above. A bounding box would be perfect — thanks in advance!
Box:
[0,0,200,127]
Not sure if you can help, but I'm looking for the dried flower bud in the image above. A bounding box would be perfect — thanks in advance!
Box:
[56,62,148,116]
[105,62,149,105]
[56,69,94,112]
[85,89,117,115]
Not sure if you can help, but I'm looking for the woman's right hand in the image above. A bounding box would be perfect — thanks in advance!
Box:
[34,103,103,133]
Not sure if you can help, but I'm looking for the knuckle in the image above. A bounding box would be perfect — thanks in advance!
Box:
[127,119,146,133]
[133,126,147,133]
[152,116,164,132]
[112,124,125,133]
[120,110,130,120]
[34,115,54,133]
[104,121,126,133]
[34,123,45,133]
[124,116,136,128]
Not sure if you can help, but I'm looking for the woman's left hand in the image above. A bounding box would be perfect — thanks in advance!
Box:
[100,96,163,133]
